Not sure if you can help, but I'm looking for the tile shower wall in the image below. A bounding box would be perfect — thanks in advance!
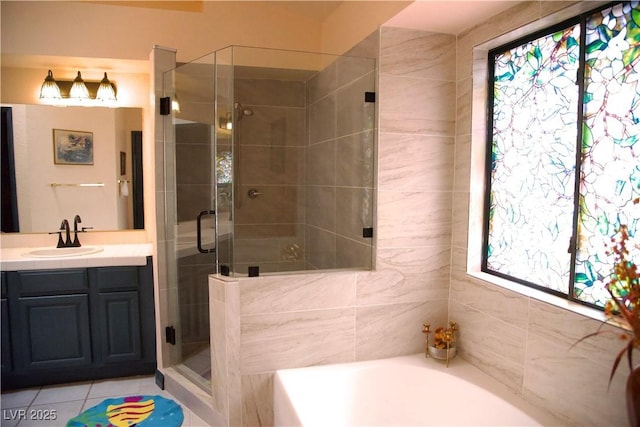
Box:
[452,2,628,426]
[232,70,307,275]
[209,26,456,427]
[305,56,376,270]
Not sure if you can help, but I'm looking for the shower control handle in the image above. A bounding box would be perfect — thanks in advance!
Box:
[247,188,262,199]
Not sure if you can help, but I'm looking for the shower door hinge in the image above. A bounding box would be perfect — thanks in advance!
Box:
[165,326,176,345]
[364,92,376,103]
[363,227,374,238]
[160,97,171,115]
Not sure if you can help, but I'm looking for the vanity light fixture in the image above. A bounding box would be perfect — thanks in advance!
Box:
[39,70,118,106]
[96,72,117,102]
[39,70,62,101]
[69,71,90,100]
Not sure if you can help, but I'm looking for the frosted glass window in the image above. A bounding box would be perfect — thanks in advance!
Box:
[484,1,640,309]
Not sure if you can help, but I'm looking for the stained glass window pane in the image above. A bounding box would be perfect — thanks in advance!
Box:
[575,2,640,305]
[487,25,581,293]
[216,151,232,184]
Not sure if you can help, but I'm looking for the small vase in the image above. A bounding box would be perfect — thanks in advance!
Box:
[627,366,640,427]
[428,344,457,361]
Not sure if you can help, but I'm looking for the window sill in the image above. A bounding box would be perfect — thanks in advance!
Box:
[465,270,628,329]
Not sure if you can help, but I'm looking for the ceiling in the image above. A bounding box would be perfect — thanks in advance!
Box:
[89,0,518,35]
[3,1,519,73]
[385,0,518,35]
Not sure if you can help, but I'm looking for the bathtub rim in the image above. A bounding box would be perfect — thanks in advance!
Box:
[273,353,563,427]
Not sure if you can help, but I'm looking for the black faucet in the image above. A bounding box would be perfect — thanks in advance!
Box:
[72,215,82,247]
[49,216,92,248]
[60,219,71,248]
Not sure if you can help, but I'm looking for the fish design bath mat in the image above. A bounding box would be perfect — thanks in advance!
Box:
[67,395,184,427]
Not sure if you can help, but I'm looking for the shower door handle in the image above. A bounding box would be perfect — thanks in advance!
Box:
[197,210,216,254]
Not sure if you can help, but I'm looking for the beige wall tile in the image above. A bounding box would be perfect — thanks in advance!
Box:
[379,75,456,136]
[524,332,627,427]
[241,373,274,427]
[356,301,446,360]
[357,246,450,305]
[239,272,356,315]
[381,27,456,81]
[450,301,525,393]
[376,190,452,248]
[528,299,629,369]
[241,308,355,373]
[378,133,455,192]
[453,132,471,192]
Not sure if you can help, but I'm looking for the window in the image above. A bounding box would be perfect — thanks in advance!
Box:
[484,1,640,309]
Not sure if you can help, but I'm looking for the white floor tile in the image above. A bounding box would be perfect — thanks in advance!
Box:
[32,382,91,406]
[190,409,211,427]
[1,388,39,409]
[17,400,84,427]
[87,375,154,399]
[1,407,27,427]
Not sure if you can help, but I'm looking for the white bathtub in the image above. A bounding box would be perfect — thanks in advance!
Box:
[273,354,561,427]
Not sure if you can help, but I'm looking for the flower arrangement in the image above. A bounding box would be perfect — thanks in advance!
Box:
[432,326,456,350]
[603,223,640,383]
[578,218,640,385]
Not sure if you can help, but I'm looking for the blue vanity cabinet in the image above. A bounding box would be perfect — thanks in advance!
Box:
[11,269,92,373]
[1,272,12,374]
[2,257,156,389]
[90,265,152,364]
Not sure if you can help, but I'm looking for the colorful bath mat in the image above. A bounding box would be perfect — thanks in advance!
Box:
[67,395,184,427]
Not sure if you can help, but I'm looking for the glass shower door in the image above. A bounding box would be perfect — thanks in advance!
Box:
[163,53,217,391]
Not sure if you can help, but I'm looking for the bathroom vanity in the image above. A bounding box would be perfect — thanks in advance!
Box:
[0,244,156,389]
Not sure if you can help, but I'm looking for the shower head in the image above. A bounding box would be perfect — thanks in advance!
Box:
[234,102,253,120]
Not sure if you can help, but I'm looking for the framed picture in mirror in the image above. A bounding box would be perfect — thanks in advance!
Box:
[53,128,94,165]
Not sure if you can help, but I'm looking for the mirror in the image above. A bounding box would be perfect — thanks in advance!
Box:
[0,104,143,233]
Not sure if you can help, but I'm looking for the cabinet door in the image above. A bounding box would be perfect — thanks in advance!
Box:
[1,299,11,373]
[97,291,141,363]
[15,295,92,370]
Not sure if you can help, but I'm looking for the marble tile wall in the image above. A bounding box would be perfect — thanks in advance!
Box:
[207,26,458,427]
[453,1,628,426]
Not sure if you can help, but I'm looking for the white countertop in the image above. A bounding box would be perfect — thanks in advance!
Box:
[0,243,153,271]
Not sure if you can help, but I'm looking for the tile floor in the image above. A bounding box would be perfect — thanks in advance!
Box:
[1,375,212,427]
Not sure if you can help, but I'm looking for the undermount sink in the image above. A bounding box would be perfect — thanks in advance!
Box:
[23,246,104,258]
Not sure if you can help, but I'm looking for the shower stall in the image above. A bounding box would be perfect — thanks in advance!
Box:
[161,46,376,392]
